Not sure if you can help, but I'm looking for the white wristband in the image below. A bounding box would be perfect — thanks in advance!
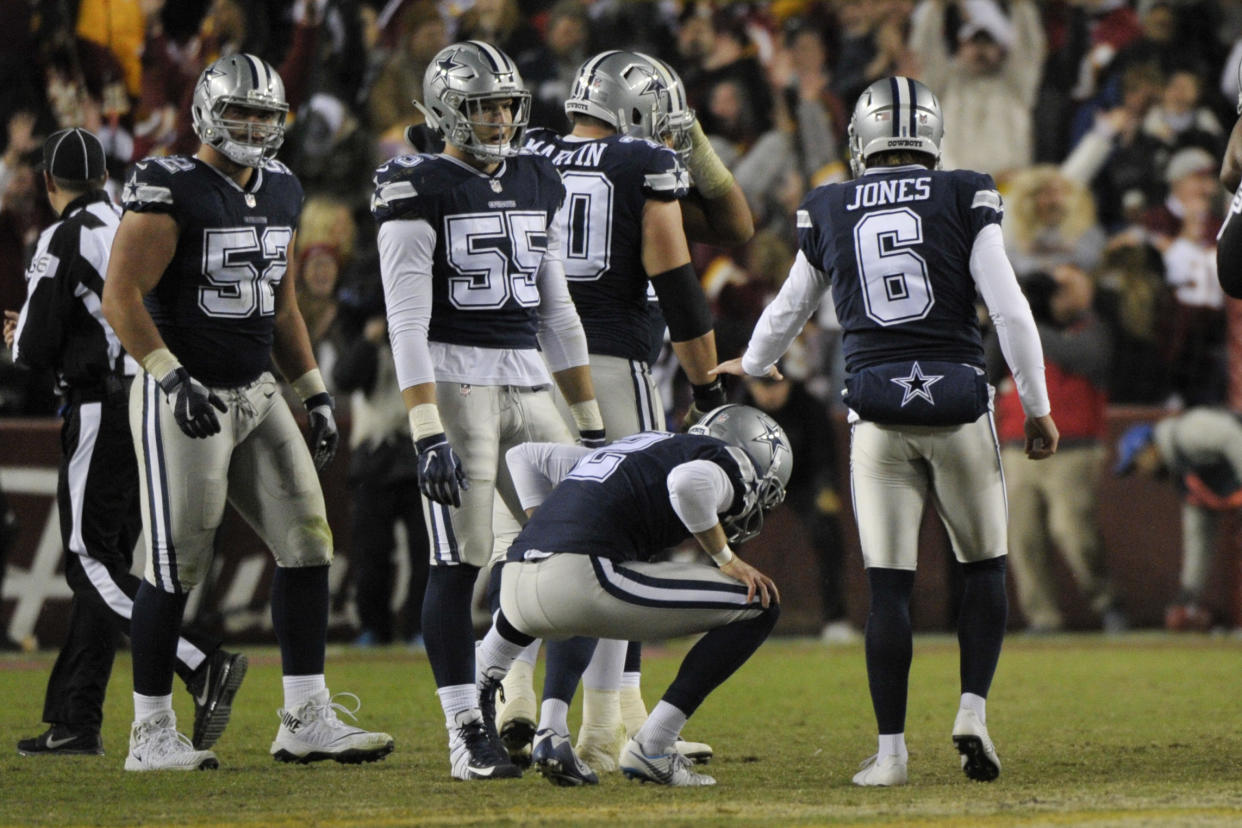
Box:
[710,545,735,567]
[569,399,604,433]
[291,368,327,402]
[141,347,181,380]
[408,403,445,442]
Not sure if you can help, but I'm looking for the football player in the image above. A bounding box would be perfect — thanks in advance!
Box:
[102,53,393,771]
[498,50,729,779]
[714,77,1059,786]
[372,40,603,781]
[475,404,787,787]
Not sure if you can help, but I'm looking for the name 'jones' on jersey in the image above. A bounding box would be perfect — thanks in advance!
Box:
[121,155,303,387]
[524,128,689,362]
[797,166,1004,371]
[370,152,566,350]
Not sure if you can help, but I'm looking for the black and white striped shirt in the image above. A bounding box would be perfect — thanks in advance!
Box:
[12,190,137,395]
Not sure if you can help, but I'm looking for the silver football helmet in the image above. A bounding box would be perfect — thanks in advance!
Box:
[565,51,694,155]
[191,53,289,168]
[847,76,944,178]
[416,41,531,162]
[690,404,792,545]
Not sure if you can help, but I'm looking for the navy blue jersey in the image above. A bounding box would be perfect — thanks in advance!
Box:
[508,431,745,564]
[525,128,689,362]
[371,151,565,350]
[121,155,303,387]
[797,165,1003,373]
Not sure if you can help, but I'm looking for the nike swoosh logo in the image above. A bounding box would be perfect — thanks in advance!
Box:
[470,766,497,777]
[45,734,80,749]
[195,667,212,706]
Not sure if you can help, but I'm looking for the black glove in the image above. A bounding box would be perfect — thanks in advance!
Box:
[158,367,227,439]
[415,432,470,507]
[579,428,607,449]
[305,391,338,472]
[682,378,727,430]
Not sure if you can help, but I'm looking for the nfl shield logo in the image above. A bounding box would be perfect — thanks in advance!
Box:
[245,193,256,208]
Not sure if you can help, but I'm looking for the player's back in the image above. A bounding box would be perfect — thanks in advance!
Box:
[525,128,687,362]
[121,155,303,387]
[508,431,743,563]
[797,164,1004,373]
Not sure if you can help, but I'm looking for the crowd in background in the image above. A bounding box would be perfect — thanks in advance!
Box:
[3,0,1242,633]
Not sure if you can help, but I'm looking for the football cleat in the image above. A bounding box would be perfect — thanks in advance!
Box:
[532,729,599,786]
[674,737,713,764]
[852,753,908,786]
[448,710,522,780]
[619,738,716,786]
[270,689,393,764]
[496,666,537,769]
[952,708,1000,782]
[124,712,218,771]
[188,649,248,749]
[17,725,104,756]
[575,722,623,774]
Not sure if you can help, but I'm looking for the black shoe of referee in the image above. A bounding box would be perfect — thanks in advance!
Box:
[17,725,104,756]
[188,649,248,750]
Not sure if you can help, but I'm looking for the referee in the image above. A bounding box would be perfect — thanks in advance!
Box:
[5,128,246,756]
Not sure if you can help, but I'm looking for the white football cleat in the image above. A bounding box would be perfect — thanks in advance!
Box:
[124,711,218,771]
[270,689,394,764]
[674,737,713,764]
[852,753,908,786]
[448,710,521,780]
[619,738,716,787]
[952,708,1001,781]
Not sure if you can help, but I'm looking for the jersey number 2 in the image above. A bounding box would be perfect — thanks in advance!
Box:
[852,208,933,326]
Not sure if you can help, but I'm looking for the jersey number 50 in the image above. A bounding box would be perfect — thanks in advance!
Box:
[199,226,291,318]
[852,208,934,326]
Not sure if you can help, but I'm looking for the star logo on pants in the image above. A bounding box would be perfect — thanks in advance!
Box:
[890,361,943,407]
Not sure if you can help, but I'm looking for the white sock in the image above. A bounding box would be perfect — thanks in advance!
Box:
[878,732,907,761]
[282,674,326,709]
[634,700,686,755]
[514,639,541,667]
[133,693,173,722]
[582,638,627,689]
[538,698,569,737]
[437,684,478,728]
[476,627,527,682]
[960,692,987,724]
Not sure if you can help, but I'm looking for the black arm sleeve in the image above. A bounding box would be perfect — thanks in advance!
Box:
[649,262,713,342]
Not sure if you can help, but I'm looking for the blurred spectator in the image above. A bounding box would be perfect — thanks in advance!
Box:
[909,0,1045,179]
[1141,67,1225,160]
[1093,239,1174,404]
[292,196,357,382]
[1114,407,1242,631]
[282,91,378,212]
[987,265,1125,634]
[456,0,546,62]
[677,4,773,139]
[367,1,447,140]
[1067,0,1142,105]
[1142,146,1227,407]
[75,0,148,100]
[521,1,593,132]
[768,23,849,187]
[831,0,916,106]
[741,369,859,644]
[1004,165,1107,277]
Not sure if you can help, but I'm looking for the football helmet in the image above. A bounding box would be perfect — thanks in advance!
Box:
[565,51,694,155]
[191,53,289,168]
[689,404,792,545]
[417,41,531,162]
[847,76,943,178]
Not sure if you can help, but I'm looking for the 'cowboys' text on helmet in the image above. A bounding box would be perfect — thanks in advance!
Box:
[191,54,289,168]
[689,404,792,545]
[417,41,531,162]
[847,76,944,178]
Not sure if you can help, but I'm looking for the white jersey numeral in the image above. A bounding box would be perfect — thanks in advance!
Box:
[852,208,934,326]
[198,226,291,318]
[444,210,547,309]
[567,432,673,482]
[558,170,613,281]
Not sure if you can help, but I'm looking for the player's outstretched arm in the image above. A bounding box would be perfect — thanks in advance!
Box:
[679,120,754,246]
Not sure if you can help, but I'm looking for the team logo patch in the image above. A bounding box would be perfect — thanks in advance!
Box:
[890,361,943,407]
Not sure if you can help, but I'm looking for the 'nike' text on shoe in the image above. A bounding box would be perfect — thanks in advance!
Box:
[533,729,599,786]
[188,649,248,750]
[270,689,394,764]
[619,738,716,786]
[953,708,1001,782]
[125,712,218,771]
[448,711,522,781]
[17,725,104,756]
[852,753,908,786]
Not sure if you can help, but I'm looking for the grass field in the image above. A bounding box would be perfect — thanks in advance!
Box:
[2,634,1242,826]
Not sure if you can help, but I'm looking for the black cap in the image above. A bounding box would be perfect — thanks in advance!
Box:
[40,128,106,183]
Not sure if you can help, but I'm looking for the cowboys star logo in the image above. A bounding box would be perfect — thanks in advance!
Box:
[890,362,943,406]
[199,65,225,89]
[436,51,476,82]
[752,420,788,458]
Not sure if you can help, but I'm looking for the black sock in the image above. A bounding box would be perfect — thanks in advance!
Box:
[496,611,535,647]
[663,604,779,717]
[271,565,329,676]
[865,568,916,735]
[421,565,480,687]
[958,556,1007,696]
[624,640,642,673]
[542,637,598,704]
[131,581,187,697]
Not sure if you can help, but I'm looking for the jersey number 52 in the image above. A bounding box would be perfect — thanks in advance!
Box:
[200,226,292,318]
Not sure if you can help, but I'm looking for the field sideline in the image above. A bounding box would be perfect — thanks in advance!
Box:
[2,634,1241,826]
